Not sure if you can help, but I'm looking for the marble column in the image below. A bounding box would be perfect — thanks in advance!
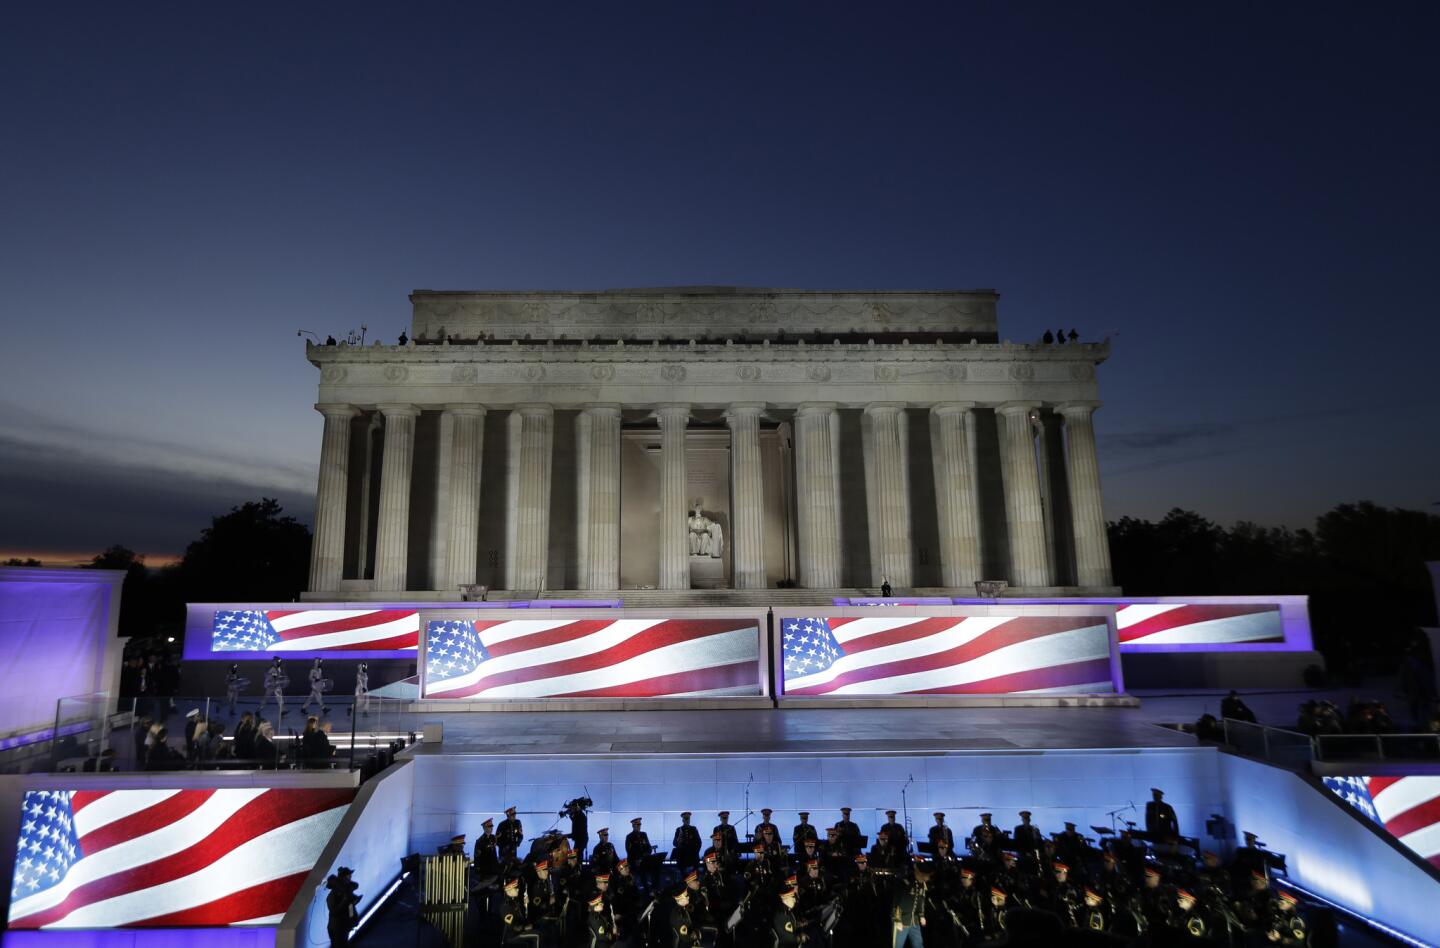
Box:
[726,402,767,589]
[862,402,913,587]
[794,402,843,588]
[656,403,691,590]
[373,404,420,591]
[579,404,622,589]
[353,413,381,580]
[995,401,1052,588]
[1059,401,1114,587]
[929,402,983,588]
[443,405,486,591]
[512,404,554,592]
[308,403,359,591]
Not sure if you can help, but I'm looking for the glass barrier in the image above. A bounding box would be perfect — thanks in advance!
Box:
[42,692,423,775]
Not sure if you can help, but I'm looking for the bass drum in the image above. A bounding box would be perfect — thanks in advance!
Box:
[528,830,568,860]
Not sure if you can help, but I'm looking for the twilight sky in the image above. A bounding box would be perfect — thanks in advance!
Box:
[2,3,1437,563]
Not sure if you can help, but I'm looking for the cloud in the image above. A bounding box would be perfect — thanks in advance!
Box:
[0,427,314,560]
[1100,422,1234,455]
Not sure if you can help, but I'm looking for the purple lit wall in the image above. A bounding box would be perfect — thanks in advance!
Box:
[0,569,124,742]
[2,930,274,947]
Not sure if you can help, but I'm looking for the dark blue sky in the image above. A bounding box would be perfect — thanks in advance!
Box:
[2,3,1436,562]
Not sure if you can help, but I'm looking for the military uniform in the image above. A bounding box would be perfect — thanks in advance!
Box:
[498,887,538,946]
[497,809,525,864]
[792,813,819,854]
[927,813,954,854]
[475,822,500,879]
[772,902,803,946]
[668,897,700,948]
[891,877,926,948]
[672,814,702,873]
[625,821,656,891]
[880,812,909,852]
[713,814,741,862]
[969,815,1001,862]
[590,831,617,873]
[835,809,862,858]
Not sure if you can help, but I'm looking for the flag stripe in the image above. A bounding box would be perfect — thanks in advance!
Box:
[787,618,1101,695]
[127,873,309,928]
[1117,603,1282,644]
[433,627,759,699]
[543,660,758,698]
[79,790,218,855]
[17,790,352,929]
[480,619,630,657]
[908,658,1115,695]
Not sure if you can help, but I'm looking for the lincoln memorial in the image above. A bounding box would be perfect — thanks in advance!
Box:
[302,288,1115,601]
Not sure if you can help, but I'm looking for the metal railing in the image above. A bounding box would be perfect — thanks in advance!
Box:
[1221,718,1317,769]
[1219,718,1440,766]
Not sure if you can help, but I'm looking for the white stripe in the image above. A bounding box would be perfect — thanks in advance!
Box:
[267,610,389,632]
[269,614,419,651]
[10,789,269,922]
[1397,821,1440,861]
[473,619,580,646]
[230,912,285,926]
[44,805,349,928]
[430,627,758,698]
[428,619,671,694]
[72,790,182,839]
[785,617,1014,691]
[828,617,949,644]
[1126,612,1281,645]
[1114,604,1185,629]
[1371,777,1440,824]
[794,625,1108,696]
[1013,680,1116,695]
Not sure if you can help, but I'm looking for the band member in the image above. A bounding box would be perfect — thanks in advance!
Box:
[625,818,656,892]
[928,812,954,853]
[261,657,287,718]
[793,812,819,854]
[756,808,779,842]
[474,819,499,878]
[301,658,329,715]
[222,663,243,716]
[499,876,538,946]
[1266,889,1307,945]
[981,887,1010,940]
[673,812,702,874]
[1047,862,1080,926]
[586,891,614,947]
[669,884,700,947]
[1145,787,1179,840]
[869,828,905,871]
[1081,887,1110,932]
[591,827,617,872]
[880,810,909,852]
[497,806,524,864]
[774,885,804,946]
[713,811,741,860]
[970,813,1001,862]
[836,807,862,856]
[891,861,927,946]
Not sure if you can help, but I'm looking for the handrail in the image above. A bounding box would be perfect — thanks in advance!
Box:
[1220,718,1440,765]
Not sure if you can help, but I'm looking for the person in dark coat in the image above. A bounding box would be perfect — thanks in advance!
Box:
[1145,787,1180,840]
[325,866,360,946]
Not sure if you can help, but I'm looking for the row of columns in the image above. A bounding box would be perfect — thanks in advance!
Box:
[308,399,1112,593]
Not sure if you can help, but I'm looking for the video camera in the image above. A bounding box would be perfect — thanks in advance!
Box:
[560,796,593,816]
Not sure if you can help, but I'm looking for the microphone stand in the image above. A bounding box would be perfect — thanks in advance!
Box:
[902,774,915,854]
[743,773,753,843]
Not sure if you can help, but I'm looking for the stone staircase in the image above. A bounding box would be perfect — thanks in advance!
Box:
[490,588,955,608]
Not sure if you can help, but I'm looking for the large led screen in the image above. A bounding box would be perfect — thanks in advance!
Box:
[779,614,1115,696]
[8,788,353,929]
[185,605,419,660]
[1323,776,1440,870]
[1116,602,1283,647]
[422,617,763,698]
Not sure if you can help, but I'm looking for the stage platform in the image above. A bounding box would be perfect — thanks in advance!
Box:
[411,703,1195,757]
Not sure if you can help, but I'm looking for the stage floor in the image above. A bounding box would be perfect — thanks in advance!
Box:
[413,704,1199,757]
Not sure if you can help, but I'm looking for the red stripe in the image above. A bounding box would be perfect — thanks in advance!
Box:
[69,791,110,814]
[267,609,417,641]
[838,617,984,656]
[79,790,217,855]
[548,661,758,698]
[909,658,1115,695]
[1118,604,1280,644]
[787,618,1103,695]
[1380,791,1440,840]
[1369,777,1403,797]
[479,620,625,657]
[125,872,309,927]
[296,630,419,651]
[436,620,756,694]
[18,790,353,929]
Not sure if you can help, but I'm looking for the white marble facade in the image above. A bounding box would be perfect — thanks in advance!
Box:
[305,288,1115,598]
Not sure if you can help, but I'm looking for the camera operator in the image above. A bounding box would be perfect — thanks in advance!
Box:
[325,866,361,947]
[561,795,592,862]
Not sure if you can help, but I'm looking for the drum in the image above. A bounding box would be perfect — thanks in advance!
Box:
[229,677,251,690]
[316,678,335,692]
[269,676,291,690]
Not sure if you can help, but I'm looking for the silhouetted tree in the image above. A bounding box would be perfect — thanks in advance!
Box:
[2,557,43,567]
[177,498,311,604]
[84,545,157,638]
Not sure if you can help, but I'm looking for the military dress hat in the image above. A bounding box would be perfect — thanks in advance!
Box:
[589,893,603,906]
[934,812,944,818]
[704,849,719,860]
[785,873,798,885]
[1145,867,1162,879]
[671,884,688,900]
[482,818,494,828]
[536,858,549,870]
[762,808,773,815]
[681,811,691,818]
[1000,850,1017,861]
[980,812,992,819]
[1177,889,1195,901]
[718,810,730,818]
[616,858,629,868]
[1064,821,1077,829]
[451,834,466,844]
[960,867,976,878]
[840,807,851,814]
[1278,890,1299,905]
[505,877,521,888]
[595,872,611,882]
[1018,810,1031,817]
[631,818,642,825]
[807,858,819,867]
[684,868,699,883]
[991,886,1007,898]
[1151,788,1163,795]
[598,827,609,835]
[1251,870,1268,881]
[1085,887,1101,899]
[798,811,809,817]
[781,885,798,898]
[1053,862,1069,872]
[886,809,897,817]
[854,854,868,864]
[710,831,723,839]
[505,806,517,815]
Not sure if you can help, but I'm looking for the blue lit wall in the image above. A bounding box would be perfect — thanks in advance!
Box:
[2,930,274,948]
[407,748,1224,856]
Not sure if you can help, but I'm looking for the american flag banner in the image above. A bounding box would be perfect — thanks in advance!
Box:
[422,617,762,699]
[211,609,419,652]
[781,615,1115,696]
[8,788,353,929]
[1324,776,1440,869]
[1116,603,1283,646]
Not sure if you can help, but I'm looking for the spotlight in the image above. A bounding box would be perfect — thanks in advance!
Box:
[166,636,175,643]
